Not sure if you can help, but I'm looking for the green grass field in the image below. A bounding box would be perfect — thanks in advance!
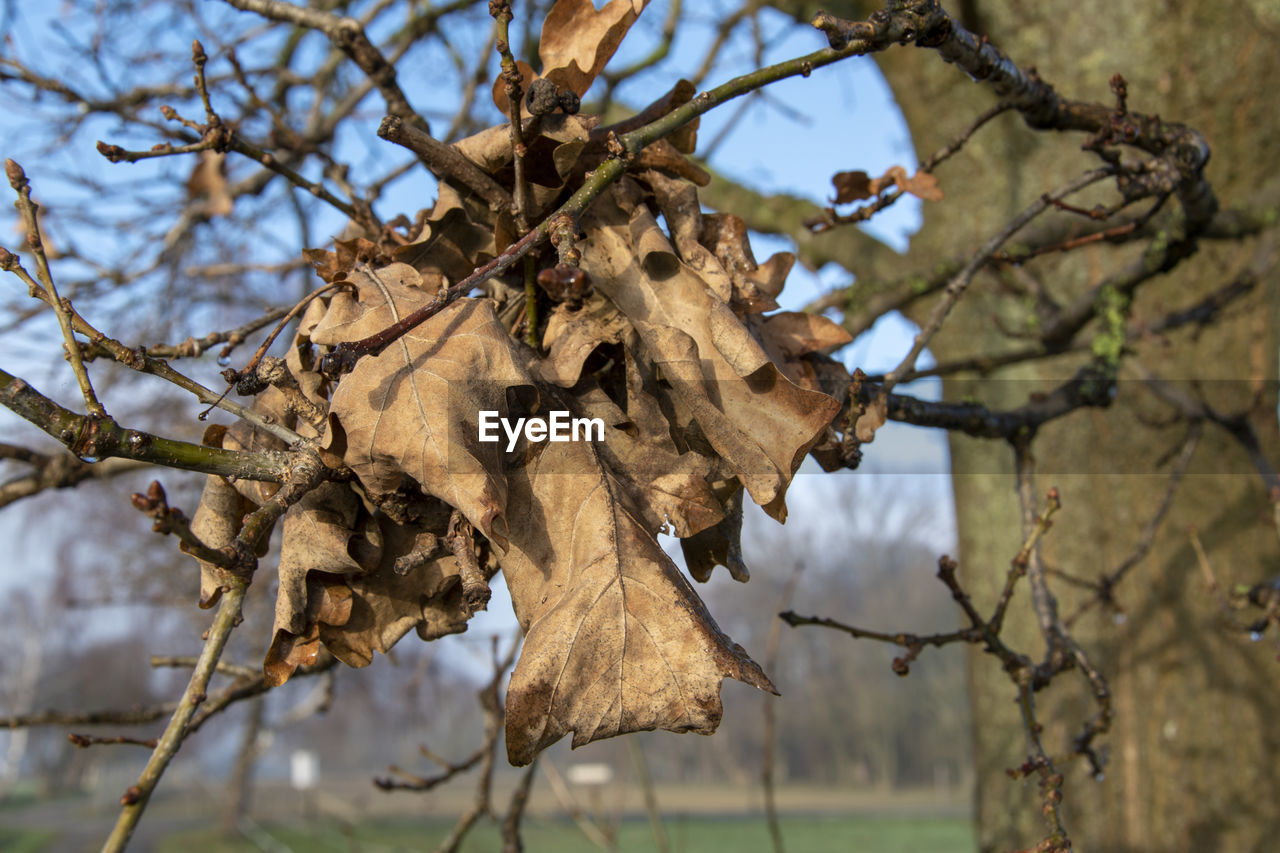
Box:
[153,814,975,853]
[0,828,56,853]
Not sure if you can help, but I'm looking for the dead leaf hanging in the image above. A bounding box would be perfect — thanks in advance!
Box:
[310,263,522,547]
[499,434,775,766]
[538,0,650,97]
[578,179,841,520]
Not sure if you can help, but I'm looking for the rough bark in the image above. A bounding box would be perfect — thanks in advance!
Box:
[861,2,1280,850]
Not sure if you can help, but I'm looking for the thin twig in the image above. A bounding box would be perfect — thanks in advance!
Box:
[377,115,512,211]
[1012,679,1071,851]
[219,0,426,132]
[5,160,104,416]
[1,252,301,444]
[231,281,348,385]
[490,1,538,347]
[445,509,491,615]
[101,580,248,852]
[1013,442,1065,653]
[628,738,669,853]
[106,457,330,853]
[1064,422,1203,625]
[68,732,158,749]
[0,367,291,482]
[540,757,614,852]
[502,760,539,853]
[149,656,258,680]
[811,100,1013,233]
[430,636,520,853]
[375,747,485,792]
[2,705,177,730]
[126,307,290,362]
[0,456,147,509]
[881,168,1113,394]
[764,564,804,853]
[323,5,937,375]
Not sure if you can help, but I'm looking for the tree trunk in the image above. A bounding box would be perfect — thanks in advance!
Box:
[867,2,1280,850]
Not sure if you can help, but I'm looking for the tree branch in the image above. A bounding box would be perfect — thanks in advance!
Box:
[102,580,247,852]
[0,368,291,482]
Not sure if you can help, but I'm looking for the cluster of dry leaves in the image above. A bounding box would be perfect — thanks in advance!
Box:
[186,0,858,766]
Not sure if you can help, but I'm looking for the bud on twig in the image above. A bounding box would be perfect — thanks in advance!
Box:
[5,158,27,191]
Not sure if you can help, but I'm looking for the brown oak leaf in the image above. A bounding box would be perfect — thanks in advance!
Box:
[759,311,854,361]
[682,482,750,583]
[569,378,724,539]
[263,482,475,686]
[318,511,475,669]
[579,179,841,520]
[264,571,352,687]
[879,164,943,202]
[538,0,650,98]
[538,291,631,387]
[500,435,774,765]
[830,169,874,204]
[831,165,943,204]
[186,474,251,610]
[310,264,525,547]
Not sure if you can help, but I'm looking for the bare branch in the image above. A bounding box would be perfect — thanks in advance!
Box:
[102,581,248,852]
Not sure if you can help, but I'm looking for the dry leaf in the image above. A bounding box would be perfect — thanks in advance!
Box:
[882,164,943,202]
[633,139,710,186]
[580,179,841,520]
[500,435,774,765]
[179,73,870,764]
[571,378,724,538]
[265,571,352,687]
[270,485,368,632]
[698,212,794,314]
[286,295,335,412]
[854,392,889,443]
[186,150,233,217]
[538,291,631,387]
[319,512,474,668]
[752,312,853,393]
[832,165,943,204]
[394,191,496,282]
[311,264,525,546]
[760,312,854,358]
[682,483,750,583]
[539,0,650,97]
[831,170,874,204]
[186,474,248,609]
[264,483,476,685]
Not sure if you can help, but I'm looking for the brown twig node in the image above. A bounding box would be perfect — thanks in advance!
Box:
[446,509,491,615]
